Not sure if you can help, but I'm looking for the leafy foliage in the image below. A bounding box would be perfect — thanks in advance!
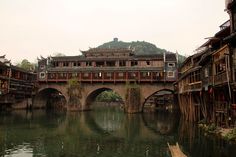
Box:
[16,59,36,71]
[178,55,187,66]
[67,78,82,99]
[125,81,140,89]
[224,128,236,141]
[68,78,79,87]
[96,91,122,102]
[208,123,217,132]
[198,123,217,134]
[98,40,167,55]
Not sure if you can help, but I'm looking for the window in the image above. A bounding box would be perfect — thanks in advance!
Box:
[146,61,150,65]
[63,62,69,67]
[142,72,150,77]
[195,70,201,82]
[156,72,162,77]
[72,73,77,77]
[118,72,124,77]
[205,68,209,77]
[94,73,98,77]
[119,61,126,66]
[39,72,45,79]
[73,62,77,66]
[49,73,56,79]
[168,63,175,67]
[167,71,175,78]
[215,58,226,74]
[40,65,45,70]
[53,62,59,67]
[106,72,112,77]
[83,73,89,77]
[106,61,115,67]
[96,61,105,67]
[132,72,136,77]
[59,73,67,78]
[156,61,164,67]
[131,61,138,66]
[86,62,92,66]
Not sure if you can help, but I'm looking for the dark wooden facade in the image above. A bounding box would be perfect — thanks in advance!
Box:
[38,48,178,84]
[176,0,236,126]
[0,56,36,105]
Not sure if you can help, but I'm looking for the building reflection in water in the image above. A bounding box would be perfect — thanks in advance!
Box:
[0,106,235,157]
[142,111,180,135]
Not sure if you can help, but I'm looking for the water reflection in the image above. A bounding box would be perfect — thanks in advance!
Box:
[178,117,236,157]
[142,111,180,135]
[0,105,235,157]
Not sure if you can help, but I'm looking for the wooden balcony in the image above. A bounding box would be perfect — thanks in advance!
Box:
[181,81,202,93]
[202,76,213,86]
[189,81,202,91]
[214,71,229,86]
[183,84,190,91]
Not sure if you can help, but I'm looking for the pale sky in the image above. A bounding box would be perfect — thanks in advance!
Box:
[0,0,229,64]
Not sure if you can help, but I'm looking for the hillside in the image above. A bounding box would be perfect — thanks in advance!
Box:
[97,39,186,64]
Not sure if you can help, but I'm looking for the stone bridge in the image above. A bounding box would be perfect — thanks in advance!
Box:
[33,82,174,113]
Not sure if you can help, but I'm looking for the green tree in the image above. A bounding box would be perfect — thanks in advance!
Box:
[16,59,35,71]
[98,39,186,64]
[96,91,122,102]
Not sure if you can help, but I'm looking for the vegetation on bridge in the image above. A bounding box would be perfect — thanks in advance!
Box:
[125,82,141,113]
[67,78,83,110]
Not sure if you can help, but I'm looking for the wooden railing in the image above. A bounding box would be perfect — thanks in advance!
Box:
[202,76,213,86]
[183,84,189,91]
[189,81,202,91]
[214,71,229,86]
[180,81,202,93]
[41,71,172,83]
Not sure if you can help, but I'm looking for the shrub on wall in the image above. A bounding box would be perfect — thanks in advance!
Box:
[125,81,141,112]
[67,78,82,98]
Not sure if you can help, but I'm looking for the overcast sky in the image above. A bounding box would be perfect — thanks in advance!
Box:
[0,0,229,63]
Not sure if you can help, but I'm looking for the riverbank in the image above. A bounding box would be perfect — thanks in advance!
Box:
[198,123,236,142]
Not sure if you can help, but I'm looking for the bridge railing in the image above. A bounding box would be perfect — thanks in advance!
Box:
[42,71,174,83]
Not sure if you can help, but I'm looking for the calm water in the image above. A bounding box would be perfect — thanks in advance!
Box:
[0,105,235,157]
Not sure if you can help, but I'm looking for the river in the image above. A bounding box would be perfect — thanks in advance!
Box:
[0,104,235,157]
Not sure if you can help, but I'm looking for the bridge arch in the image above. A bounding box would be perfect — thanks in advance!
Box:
[85,87,125,109]
[144,89,174,102]
[142,88,175,112]
[33,86,68,109]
